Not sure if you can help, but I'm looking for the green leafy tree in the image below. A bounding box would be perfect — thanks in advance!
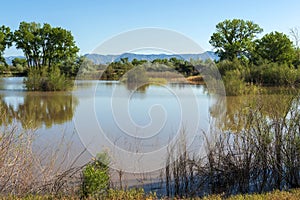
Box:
[12,57,27,67]
[132,58,147,66]
[47,27,79,69]
[12,57,27,73]
[14,22,79,70]
[13,22,41,67]
[210,19,263,61]
[170,58,196,76]
[255,31,296,65]
[0,25,12,66]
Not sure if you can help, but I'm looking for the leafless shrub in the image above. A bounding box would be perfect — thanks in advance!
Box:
[0,115,86,196]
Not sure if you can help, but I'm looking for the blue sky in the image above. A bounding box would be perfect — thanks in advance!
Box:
[1,0,300,56]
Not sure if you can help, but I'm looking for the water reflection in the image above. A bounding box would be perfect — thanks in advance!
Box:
[0,92,78,129]
[125,82,150,93]
[210,90,300,132]
[0,95,15,126]
[2,77,298,144]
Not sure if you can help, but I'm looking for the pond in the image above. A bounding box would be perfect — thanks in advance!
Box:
[0,77,220,171]
[1,77,299,191]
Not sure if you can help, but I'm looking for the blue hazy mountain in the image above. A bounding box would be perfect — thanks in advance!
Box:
[84,51,219,64]
[4,51,219,65]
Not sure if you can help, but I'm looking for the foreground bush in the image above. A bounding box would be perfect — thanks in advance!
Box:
[24,66,73,91]
[0,125,35,194]
[81,152,110,198]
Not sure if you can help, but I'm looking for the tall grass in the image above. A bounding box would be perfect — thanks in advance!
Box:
[162,94,300,198]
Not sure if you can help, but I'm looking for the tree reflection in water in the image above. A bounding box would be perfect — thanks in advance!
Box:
[0,92,78,129]
[210,89,300,132]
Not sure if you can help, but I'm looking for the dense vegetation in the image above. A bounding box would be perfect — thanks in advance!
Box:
[209,19,300,95]
[101,57,199,81]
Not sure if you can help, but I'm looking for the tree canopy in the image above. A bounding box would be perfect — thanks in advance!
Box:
[255,31,296,65]
[12,57,27,67]
[210,19,263,61]
[0,25,12,65]
[13,22,79,68]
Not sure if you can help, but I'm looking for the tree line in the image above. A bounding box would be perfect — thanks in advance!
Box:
[99,19,300,92]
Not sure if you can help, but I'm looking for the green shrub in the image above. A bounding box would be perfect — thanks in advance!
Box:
[223,70,256,96]
[23,67,47,91]
[47,66,72,91]
[24,66,72,91]
[250,62,300,86]
[217,58,245,76]
[81,152,110,198]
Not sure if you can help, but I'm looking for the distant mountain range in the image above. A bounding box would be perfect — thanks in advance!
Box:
[84,51,219,64]
[4,51,219,65]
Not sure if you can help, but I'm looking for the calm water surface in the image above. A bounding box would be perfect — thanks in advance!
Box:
[0,77,219,166]
[1,77,299,188]
[1,78,296,156]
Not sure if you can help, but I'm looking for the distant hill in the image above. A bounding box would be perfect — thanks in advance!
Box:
[84,54,119,65]
[4,51,219,66]
[84,51,219,64]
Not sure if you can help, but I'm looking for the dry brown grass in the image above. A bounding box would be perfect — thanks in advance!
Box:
[0,111,85,196]
[186,75,205,84]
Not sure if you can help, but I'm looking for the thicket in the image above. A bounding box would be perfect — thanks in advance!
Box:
[216,59,300,95]
[24,66,72,91]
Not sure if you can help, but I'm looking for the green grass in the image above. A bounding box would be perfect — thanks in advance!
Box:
[2,189,300,199]
[200,189,300,200]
